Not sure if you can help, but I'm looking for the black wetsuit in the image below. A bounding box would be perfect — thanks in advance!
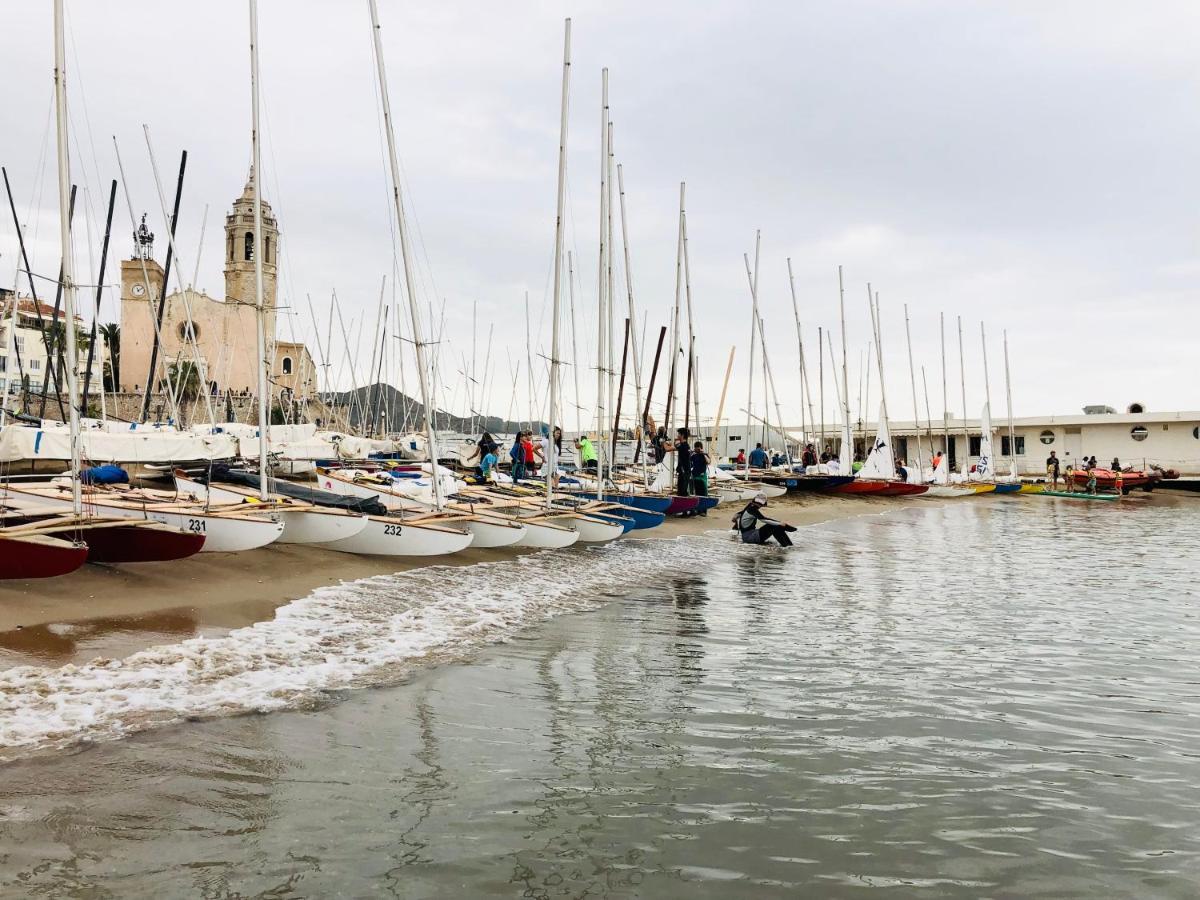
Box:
[735,503,793,547]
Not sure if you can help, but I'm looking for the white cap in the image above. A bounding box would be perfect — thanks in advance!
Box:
[754,492,768,504]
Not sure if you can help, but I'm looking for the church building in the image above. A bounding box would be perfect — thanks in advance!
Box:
[119,172,315,409]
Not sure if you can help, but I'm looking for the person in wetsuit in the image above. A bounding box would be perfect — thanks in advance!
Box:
[673,428,692,498]
[733,493,796,547]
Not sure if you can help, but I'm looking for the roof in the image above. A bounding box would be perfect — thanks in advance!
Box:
[780,410,1200,435]
[0,295,84,323]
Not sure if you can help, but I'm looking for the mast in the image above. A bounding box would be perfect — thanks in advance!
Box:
[52,0,81,515]
[785,258,807,447]
[742,230,759,475]
[615,164,644,455]
[837,265,852,469]
[817,325,824,454]
[568,250,582,437]
[368,0,444,506]
[1003,328,1016,477]
[544,18,570,506]
[605,122,615,464]
[595,68,608,499]
[682,209,699,439]
[903,303,924,481]
[940,311,949,466]
[957,315,969,474]
[980,320,994,475]
[712,346,735,452]
[666,183,685,432]
[248,0,270,498]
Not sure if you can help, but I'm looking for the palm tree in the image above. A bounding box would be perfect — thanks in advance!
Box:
[161,360,201,403]
[99,322,120,388]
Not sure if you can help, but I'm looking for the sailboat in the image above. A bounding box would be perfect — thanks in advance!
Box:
[0,0,207,570]
[974,324,1020,494]
[826,290,925,497]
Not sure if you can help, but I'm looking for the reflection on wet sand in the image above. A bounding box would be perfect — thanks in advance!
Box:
[0,609,201,664]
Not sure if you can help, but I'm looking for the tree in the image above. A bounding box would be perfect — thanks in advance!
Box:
[99,323,120,389]
[161,360,201,403]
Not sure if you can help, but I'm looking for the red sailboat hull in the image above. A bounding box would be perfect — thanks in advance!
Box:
[664,496,701,515]
[82,523,206,563]
[826,480,890,495]
[0,533,88,580]
[876,482,929,496]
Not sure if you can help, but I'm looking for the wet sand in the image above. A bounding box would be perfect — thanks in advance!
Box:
[0,494,873,664]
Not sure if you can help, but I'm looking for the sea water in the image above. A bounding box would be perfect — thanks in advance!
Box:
[1,497,1199,897]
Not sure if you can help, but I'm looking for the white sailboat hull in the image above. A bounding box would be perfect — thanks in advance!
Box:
[925,485,975,498]
[173,474,369,545]
[460,516,527,548]
[1,488,283,552]
[512,518,580,549]
[317,516,474,557]
[569,515,625,543]
[274,507,370,544]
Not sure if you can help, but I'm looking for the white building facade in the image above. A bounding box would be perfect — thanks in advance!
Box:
[708,407,1200,474]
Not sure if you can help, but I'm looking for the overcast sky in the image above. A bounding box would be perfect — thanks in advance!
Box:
[2,1,1197,431]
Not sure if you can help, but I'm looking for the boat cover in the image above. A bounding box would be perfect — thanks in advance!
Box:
[202,466,389,515]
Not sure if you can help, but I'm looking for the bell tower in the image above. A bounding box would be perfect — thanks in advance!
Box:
[223,166,279,339]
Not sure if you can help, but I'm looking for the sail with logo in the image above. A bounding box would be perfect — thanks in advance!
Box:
[857,401,894,480]
[975,401,994,480]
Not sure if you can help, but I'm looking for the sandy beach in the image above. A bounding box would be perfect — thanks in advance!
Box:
[0,493,879,665]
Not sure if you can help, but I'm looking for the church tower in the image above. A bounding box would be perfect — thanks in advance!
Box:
[224,167,279,340]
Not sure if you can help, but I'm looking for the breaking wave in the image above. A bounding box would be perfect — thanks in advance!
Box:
[0,535,720,761]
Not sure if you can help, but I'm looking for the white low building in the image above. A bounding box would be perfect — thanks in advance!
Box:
[707,405,1200,474]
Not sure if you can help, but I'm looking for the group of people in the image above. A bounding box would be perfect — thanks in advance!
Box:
[1045,451,1127,494]
[649,426,712,509]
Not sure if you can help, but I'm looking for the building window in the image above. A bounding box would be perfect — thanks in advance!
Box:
[0,355,6,373]
[1130,426,1149,442]
[281,356,293,375]
[29,359,39,371]
[177,321,200,341]
[969,436,981,456]
[264,236,271,264]
[14,335,23,352]
[1193,426,1199,440]
[228,233,234,262]
[1001,435,1025,456]
[1128,402,1145,414]
[244,231,254,261]
[1039,430,1055,445]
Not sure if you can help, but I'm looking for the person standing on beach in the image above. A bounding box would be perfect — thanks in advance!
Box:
[575,433,598,472]
[691,441,711,512]
[673,428,693,497]
[1046,450,1061,490]
[523,431,541,476]
[509,435,526,482]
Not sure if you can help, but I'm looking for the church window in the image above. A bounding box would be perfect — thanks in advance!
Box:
[244,231,254,261]
[264,236,271,264]
[228,233,234,262]
[177,321,200,342]
[282,356,293,375]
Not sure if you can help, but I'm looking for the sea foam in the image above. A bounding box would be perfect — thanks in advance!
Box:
[0,536,713,760]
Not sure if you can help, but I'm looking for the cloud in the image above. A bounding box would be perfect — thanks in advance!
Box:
[1,0,1196,434]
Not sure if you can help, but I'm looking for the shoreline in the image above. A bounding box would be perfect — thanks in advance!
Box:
[0,494,877,666]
